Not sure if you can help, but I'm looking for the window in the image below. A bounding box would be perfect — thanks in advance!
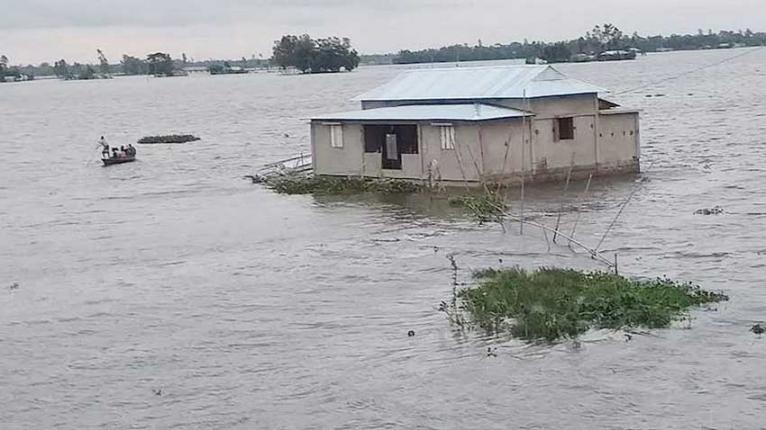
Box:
[439,125,456,150]
[329,124,343,148]
[556,117,574,141]
[364,125,418,155]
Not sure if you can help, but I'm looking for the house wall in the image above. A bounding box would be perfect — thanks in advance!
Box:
[312,122,425,178]
[312,122,366,176]
[597,111,640,172]
[494,94,598,118]
[530,115,596,172]
[361,93,598,116]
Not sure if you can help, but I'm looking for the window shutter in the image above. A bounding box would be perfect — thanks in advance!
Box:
[553,120,560,142]
[440,126,456,150]
[330,125,343,148]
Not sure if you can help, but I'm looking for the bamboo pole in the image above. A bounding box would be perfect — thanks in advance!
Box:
[553,154,575,243]
[489,202,615,269]
[464,141,489,194]
[496,124,515,194]
[568,173,593,248]
[452,133,471,191]
[595,185,640,252]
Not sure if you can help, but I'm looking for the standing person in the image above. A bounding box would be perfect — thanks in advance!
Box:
[99,136,110,158]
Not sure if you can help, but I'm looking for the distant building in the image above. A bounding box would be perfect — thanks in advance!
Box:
[310,65,640,184]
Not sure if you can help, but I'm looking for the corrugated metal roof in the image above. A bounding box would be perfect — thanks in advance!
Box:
[354,65,606,101]
[312,103,531,122]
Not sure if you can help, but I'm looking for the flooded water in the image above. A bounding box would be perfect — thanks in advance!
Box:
[2,48,766,429]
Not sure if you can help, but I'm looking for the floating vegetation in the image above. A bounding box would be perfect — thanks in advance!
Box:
[264,175,422,195]
[448,192,507,224]
[453,267,728,342]
[137,134,201,144]
[751,323,765,335]
[694,206,724,215]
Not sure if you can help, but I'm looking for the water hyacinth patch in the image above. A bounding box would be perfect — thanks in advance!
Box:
[137,134,201,144]
[456,267,727,342]
[264,175,423,195]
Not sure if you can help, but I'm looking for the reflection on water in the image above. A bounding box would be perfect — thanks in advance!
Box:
[2,49,766,429]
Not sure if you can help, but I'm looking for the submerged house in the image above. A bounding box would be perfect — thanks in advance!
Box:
[310,65,639,184]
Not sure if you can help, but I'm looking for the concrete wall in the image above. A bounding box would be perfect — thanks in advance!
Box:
[597,111,640,171]
[361,93,599,117]
[312,122,365,176]
[530,115,596,172]
[312,122,424,178]
[494,94,598,118]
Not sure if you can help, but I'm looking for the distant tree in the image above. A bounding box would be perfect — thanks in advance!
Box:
[69,62,96,80]
[53,59,72,79]
[272,34,299,70]
[0,55,22,81]
[79,64,96,80]
[584,24,624,51]
[271,34,359,73]
[541,43,572,63]
[147,52,175,77]
[96,49,111,76]
[208,64,224,74]
[121,55,149,75]
[0,55,7,81]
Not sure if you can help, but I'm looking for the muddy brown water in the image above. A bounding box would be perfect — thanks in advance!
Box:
[2,48,766,429]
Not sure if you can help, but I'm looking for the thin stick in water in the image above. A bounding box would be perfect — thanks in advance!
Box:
[553,155,575,243]
[595,184,641,252]
[568,173,592,248]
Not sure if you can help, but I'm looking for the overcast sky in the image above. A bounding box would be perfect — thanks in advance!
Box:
[1,0,764,64]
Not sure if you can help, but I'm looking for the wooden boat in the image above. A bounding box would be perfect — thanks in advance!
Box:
[102,154,136,166]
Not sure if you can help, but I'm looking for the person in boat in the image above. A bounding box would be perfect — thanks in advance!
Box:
[99,136,109,159]
[127,144,135,156]
[112,147,119,158]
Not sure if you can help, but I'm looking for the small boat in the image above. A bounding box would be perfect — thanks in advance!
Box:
[102,154,136,166]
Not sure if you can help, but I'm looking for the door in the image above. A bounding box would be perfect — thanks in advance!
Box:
[382,133,401,169]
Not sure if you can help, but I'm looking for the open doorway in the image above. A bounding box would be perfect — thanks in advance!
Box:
[364,125,418,170]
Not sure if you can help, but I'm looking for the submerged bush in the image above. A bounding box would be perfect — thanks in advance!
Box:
[265,175,422,195]
[448,192,507,223]
[457,267,728,342]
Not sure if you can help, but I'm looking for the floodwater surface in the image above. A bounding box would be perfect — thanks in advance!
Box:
[1,49,766,429]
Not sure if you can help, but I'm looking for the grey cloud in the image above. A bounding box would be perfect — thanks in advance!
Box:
[0,0,462,29]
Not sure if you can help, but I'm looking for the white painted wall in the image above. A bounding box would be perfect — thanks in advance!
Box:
[597,112,640,168]
[312,123,365,176]
[531,116,597,171]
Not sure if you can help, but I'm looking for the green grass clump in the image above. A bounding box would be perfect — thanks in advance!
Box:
[265,175,422,195]
[448,192,506,223]
[458,267,727,342]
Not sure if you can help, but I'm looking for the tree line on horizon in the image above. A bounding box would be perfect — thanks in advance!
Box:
[0,50,270,81]
[1,34,361,81]
[391,25,766,64]
[3,27,765,81]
